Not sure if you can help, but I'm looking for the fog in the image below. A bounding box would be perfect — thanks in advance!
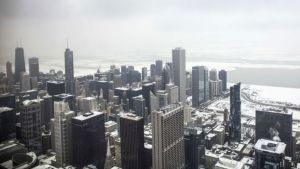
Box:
[1,0,300,63]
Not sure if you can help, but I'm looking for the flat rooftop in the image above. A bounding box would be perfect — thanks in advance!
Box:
[254,139,286,154]
[73,111,103,121]
[120,113,143,121]
[0,107,13,113]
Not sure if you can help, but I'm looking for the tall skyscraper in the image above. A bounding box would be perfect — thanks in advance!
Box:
[152,103,185,169]
[20,72,30,91]
[28,57,39,80]
[72,111,106,169]
[229,83,241,143]
[209,68,218,81]
[192,66,209,107]
[156,90,168,108]
[150,64,156,78]
[120,113,144,169]
[65,48,75,95]
[172,47,186,103]
[256,109,293,157]
[54,93,76,112]
[209,80,222,99]
[20,99,44,152]
[6,61,14,89]
[53,101,75,167]
[218,70,227,92]
[15,47,26,83]
[155,60,163,76]
[142,67,147,80]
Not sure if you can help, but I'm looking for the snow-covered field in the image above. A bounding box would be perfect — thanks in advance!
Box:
[209,84,300,120]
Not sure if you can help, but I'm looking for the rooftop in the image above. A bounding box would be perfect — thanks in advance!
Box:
[120,113,143,121]
[254,139,286,154]
[0,107,13,113]
[72,111,103,121]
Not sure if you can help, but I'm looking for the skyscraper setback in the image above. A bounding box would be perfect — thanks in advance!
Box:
[15,47,26,83]
[65,48,75,95]
[172,47,186,103]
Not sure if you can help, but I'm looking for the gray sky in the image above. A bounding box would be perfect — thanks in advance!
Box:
[1,0,300,63]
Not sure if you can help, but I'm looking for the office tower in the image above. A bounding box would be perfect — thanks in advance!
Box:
[156,90,168,108]
[184,128,205,169]
[229,83,241,143]
[132,95,148,123]
[218,70,227,92]
[113,74,122,88]
[209,80,222,99]
[150,91,159,113]
[120,113,144,169]
[152,104,185,169]
[166,83,179,104]
[254,139,286,169]
[28,57,39,80]
[155,60,163,76]
[30,76,38,89]
[65,48,75,95]
[72,112,106,169]
[162,65,170,90]
[6,61,14,89]
[142,82,156,113]
[172,47,186,103]
[15,47,26,83]
[53,101,75,167]
[20,72,30,91]
[41,130,52,154]
[150,64,156,78]
[20,99,44,151]
[142,67,147,80]
[80,97,97,112]
[209,69,218,81]
[165,62,174,83]
[192,66,209,107]
[128,65,134,71]
[256,109,293,157]
[54,93,76,112]
[0,107,16,141]
[42,95,53,128]
[0,93,16,108]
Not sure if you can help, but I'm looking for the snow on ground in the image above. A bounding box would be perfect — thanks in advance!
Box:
[209,84,300,120]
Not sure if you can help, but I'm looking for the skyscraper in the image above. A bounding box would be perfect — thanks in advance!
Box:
[20,99,44,152]
[15,47,26,83]
[209,69,218,81]
[152,103,185,169]
[155,60,163,76]
[65,48,75,95]
[6,61,14,89]
[47,81,65,96]
[229,83,241,143]
[53,101,75,167]
[120,113,144,169]
[72,111,106,169]
[172,47,186,103]
[142,67,147,80]
[0,107,16,142]
[150,64,156,78]
[219,70,227,92]
[132,95,148,123]
[165,83,179,104]
[28,57,39,80]
[192,66,209,107]
[20,72,30,91]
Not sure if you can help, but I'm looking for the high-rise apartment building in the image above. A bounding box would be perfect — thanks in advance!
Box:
[229,83,241,143]
[172,47,186,103]
[152,103,185,169]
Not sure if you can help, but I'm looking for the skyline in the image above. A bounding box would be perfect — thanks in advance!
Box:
[1,0,300,64]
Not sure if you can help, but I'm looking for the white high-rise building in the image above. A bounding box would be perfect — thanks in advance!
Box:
[52,101,75,167]
[81,97,97,112]
[152,103,185,169]
[172,47,186,103]
[20,72,30,91]
[165,83,179,105]
[156,90,168,108]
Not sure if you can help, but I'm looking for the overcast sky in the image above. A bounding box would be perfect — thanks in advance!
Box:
[1,0,300,63]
